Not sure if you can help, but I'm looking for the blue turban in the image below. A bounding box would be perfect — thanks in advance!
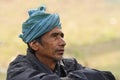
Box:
[19,5,61,43]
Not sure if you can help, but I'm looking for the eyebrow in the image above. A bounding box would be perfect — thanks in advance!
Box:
[51,32,64,37]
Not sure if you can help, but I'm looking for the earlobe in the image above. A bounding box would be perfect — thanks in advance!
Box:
[29,41,40,51]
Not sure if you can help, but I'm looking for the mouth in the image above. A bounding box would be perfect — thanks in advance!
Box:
[56,49,64,54]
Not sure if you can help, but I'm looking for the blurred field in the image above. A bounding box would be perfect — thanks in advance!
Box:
[0,0,120,80]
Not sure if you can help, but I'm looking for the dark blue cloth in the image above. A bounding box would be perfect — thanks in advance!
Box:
[7,49,116,80]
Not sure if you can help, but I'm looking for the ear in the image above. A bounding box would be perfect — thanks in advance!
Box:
[29,41,40,51]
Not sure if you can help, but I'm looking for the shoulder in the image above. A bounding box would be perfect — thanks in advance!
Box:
[9,55,28,67]
[7,55,33,80]
[61,58,116,80]
[7,55,30,74]
[95,70,116,80]
[82,68,116,80]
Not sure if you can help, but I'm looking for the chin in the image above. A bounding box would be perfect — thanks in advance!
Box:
[54,56,63,62]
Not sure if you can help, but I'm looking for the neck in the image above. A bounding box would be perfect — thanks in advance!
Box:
[35,53,57,71]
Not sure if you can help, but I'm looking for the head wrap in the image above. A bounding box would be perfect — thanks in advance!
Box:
[19,5,61,43]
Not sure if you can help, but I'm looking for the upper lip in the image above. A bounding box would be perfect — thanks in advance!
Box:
[56,49,64,52]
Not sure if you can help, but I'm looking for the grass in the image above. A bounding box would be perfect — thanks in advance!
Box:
[0,73,6,80]
[0,0,120,80]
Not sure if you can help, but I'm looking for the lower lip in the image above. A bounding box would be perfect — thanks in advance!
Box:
[56,50,64,54]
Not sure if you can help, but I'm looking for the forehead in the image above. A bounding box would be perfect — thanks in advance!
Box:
[47,27,63,35]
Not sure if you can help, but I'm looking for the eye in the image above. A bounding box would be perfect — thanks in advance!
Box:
[51,33,59,37]
[51,32,64,38]
[61,33,64,38]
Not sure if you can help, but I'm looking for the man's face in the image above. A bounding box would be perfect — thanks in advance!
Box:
[36,27,66,61]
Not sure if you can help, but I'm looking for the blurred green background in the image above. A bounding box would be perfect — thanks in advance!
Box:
[0,0,120,80]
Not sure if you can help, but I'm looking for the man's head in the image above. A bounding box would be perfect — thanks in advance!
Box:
[30,27,66,61]
[19,5,61,43]
[19,5,66,61]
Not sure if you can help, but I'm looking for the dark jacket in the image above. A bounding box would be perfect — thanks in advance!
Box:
[7,50,116,80]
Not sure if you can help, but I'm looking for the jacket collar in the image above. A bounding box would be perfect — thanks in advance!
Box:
[26,49,67,76]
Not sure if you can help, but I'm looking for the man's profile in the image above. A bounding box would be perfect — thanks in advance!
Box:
[7,5,116,80]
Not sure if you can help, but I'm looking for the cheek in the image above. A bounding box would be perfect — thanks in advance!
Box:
[46,43,57,54]
[42,41,55,51]
[42,38,58,51]
[44,39,57,47]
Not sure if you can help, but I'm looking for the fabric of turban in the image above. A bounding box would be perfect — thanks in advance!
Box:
[19,5,61,43]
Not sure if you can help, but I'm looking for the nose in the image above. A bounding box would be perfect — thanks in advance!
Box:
[59,38,66,47]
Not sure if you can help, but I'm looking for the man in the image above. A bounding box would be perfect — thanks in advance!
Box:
[7,5,116,80]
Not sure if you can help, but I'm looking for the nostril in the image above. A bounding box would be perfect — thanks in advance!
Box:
[61,43,66,47]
